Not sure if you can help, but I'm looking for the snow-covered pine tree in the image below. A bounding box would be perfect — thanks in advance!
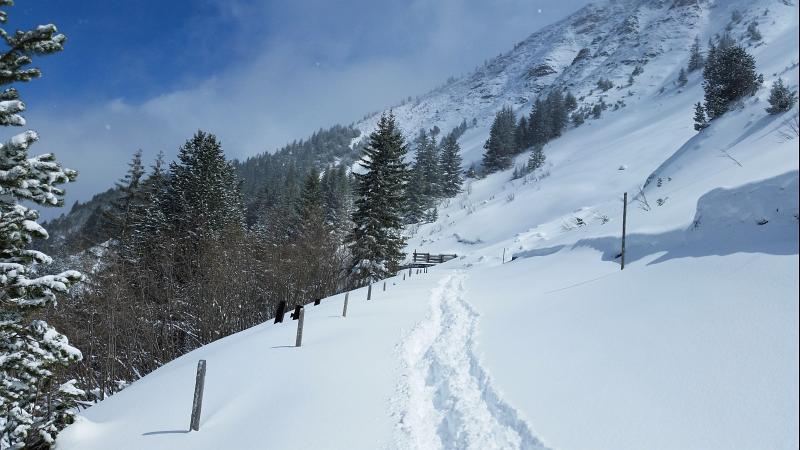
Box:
[693,102,709,131]
[528,99,551,146]
[687,36,703,72]
[348,112,409,282]
[439,133,463,197]
[765,78,798,114]
[0,5,84,448]
[482,106,516,173]
[321,165,351,234]
[103,149,146,253]
[546,89,568,139]
[527,144,546,172]
[514,115,529,152]
[702,43,761,119]
[677,67,688,86]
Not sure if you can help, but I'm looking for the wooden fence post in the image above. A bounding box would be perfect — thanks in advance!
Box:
[295,307,305,347]
[502,248,506,263]
[621,192,628,270]
[408,267,412,277]
[189,360,206,432]
[367,282,372,301]
[342,292,349,317]
[403,273,406,281]
[383,281,386,292]
[274,301,287,324]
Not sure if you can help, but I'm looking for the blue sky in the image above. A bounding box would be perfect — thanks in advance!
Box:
[7,0,591,217]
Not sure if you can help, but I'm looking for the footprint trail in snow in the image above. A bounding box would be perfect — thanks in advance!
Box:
[391,272,550,450]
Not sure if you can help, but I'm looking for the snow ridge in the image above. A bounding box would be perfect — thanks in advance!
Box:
[392,272,548,450]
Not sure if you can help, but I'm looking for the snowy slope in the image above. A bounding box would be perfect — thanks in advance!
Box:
[58,0,799,449]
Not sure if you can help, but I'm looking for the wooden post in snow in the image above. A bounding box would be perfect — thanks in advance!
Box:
[367,282,372,301]
[189,360,206,432]
[383,281,386,292]
[295,307,305,347]
[621,192,628,270]
[342,292,349,317]
[403,273,406,281]
[502,248,506,263]
[408,267,412,278]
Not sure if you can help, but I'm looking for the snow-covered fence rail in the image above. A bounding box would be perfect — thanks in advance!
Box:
[411,251,458,265]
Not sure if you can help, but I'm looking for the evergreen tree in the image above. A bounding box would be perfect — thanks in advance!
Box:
[321,165,351,233]
[0,6,84,448]
[164,131,245,278]
[546,90,568,138]
[765,78,798,114]
[687,36,704,72]
[482,106,517,172]
[564,91,578,112]
[527,144,546,172]
[528,99,550,145]
[702,44,761,119]
[677,67,688,86]
[348,113,409,281]
[514,115,530,151]
[294,168,324,238]
[439,134,463,197]
[103,149,146,245]
[693,102,709,131]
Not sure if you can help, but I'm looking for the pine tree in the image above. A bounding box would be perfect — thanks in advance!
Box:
[546,90,568,138]
[527,144,546,172]
[165,131,244,238]
[439,134,463,197]
[164,131,245,279]
[564,91,578,112]
[765,78,798,114]
[104,149,146,245]
[348,113,409,281]
[515,115,529,151]
[687,36,704,72]
[482,107,517,173]
[677,67,688,86]
[528,99,550,145]
[0,5,84,448]
[702,44,761,119]
[693,102,709,131]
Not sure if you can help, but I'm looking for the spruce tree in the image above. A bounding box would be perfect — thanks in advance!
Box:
[765,78,798,114]
[687,36,703,72]
[0,5,84,448]
[482,106,516,173]
[527,144,546,172]
[439,134,463,197]
[693,102,709,131]
[702,44,761,119]
[528,99,550,145]
[348,113,409,281]
[677,67,688,86]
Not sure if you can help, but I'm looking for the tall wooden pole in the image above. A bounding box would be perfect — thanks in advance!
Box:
[342,292,349,317]
[189,360,206,431]
[295,308,305,347]
[621,192,628,270]
[367,282,372,301]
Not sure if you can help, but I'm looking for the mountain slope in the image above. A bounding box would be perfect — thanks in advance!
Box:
[58,0,799,448]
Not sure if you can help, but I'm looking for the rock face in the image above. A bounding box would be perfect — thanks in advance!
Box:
[353,0,717,148]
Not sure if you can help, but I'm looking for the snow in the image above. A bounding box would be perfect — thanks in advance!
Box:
[58,0,798,448]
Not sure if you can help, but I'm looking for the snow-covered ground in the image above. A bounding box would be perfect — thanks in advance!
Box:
[58,0,798,448]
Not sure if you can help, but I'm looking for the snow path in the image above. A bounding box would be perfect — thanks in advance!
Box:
[391,272,549,450]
